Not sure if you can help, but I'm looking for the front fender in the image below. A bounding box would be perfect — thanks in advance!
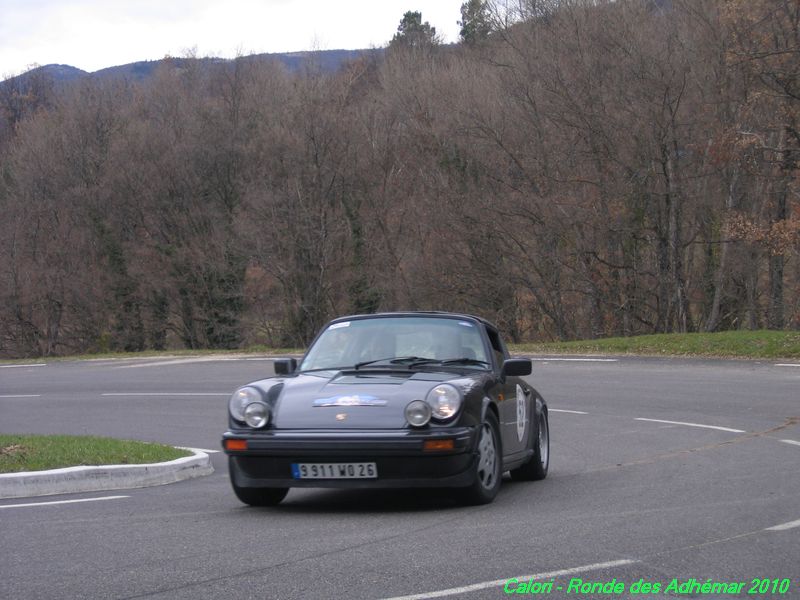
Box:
[480,396,499,423]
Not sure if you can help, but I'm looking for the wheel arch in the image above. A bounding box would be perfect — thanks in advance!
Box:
[480,396,500,423]
[479,397,502,458]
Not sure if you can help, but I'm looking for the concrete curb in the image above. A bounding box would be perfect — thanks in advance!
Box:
[0,448,214,499]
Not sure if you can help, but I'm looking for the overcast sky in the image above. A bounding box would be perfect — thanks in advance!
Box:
[0,0,465,77]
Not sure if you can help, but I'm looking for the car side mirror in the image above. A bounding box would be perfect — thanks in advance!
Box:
[502,358,532,377]
[273,358,297,375]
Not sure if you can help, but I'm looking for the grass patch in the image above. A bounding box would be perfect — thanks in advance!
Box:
[3,332,799,364]
[511,330,800,359]
[0,434,191,473]
[0,346,304,365]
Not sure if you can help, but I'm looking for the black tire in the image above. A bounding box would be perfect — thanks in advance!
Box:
[229,459,289,506]
[462,411,502,505]
[231,481,289,506]
[510,409,549,481]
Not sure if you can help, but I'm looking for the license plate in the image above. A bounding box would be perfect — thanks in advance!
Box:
[291,462,377,479]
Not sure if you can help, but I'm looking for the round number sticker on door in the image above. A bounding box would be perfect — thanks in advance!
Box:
[516,384,526,442]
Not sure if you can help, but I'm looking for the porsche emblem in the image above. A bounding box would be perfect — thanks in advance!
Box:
[335,413,347,421]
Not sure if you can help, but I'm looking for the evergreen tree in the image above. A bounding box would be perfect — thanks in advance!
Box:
[459,0,492,45]
[390,11,440,49]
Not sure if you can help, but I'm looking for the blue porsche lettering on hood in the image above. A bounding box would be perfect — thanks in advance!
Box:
[312,395,388,407]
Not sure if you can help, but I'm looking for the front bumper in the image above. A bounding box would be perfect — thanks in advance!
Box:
[223,427,479,489]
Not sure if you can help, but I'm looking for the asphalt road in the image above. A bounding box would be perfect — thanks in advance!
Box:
[1,355,799,599]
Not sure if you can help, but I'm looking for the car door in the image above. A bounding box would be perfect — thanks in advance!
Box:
[485,326,528,457]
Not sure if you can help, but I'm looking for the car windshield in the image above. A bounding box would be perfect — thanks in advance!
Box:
[299,317,490,372]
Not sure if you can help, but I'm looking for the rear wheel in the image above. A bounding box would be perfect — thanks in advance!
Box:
[510,409,549,481]
[462,411,502,505]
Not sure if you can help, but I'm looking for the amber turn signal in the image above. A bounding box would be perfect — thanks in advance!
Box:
[225,439,248,451]
[423,439,454,451]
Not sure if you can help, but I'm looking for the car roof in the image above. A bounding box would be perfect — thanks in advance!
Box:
[326,311,500,332]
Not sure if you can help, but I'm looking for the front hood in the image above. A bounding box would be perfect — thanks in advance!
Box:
[266,370,469,429]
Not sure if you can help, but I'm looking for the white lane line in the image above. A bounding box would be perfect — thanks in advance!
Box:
[114,359,221,369]
[178,446,221,454]
[530,358,618,362]
[379,559,639,600]
[779,439,800,447]
[634,418,745,434]
[101,392,229,397]
[775,364,800,367]
[0,394,41,398]
[0,363,46,368]
[114,356,273,368]
[765,519,800,532]
[550,409,589,415]
[0,495,129,509]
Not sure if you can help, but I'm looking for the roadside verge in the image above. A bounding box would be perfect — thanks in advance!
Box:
[0,448,214,499]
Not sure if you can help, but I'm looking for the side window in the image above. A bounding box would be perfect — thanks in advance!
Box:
[486,328,506,370]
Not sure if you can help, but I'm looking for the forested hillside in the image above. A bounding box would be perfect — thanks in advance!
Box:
[1,0,798,358]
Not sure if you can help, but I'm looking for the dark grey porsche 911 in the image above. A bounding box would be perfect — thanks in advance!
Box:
[222,312,549,506]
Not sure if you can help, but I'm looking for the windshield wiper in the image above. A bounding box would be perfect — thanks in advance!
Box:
[352,356,491,370]
[407,357,491,368]
[353,356,425,370]
[441,357,491,366]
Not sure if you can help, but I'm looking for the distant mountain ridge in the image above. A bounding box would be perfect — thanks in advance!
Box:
[4,48,381,86]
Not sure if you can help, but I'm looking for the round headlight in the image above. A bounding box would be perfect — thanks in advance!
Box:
[405,400,432,427]
[425,384,462,420]
[244,402,270,428]
[229,387,261,422]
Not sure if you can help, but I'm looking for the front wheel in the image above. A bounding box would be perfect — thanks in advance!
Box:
[462,411,502,505]
[231,481,289,506]
[510,409,549,481]
[229,459,289,506]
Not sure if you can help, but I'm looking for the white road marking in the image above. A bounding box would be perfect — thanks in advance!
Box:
[775,364,800,367]
[550,409,589,415]
[114,358,226,368]
[530,357,618,362]
[0,394,41,398]
[765,519,800,532]
[101,392,229,397]
[779,439,800,447]
[379,559,639,600]
[634,418,745,434]
[114,356,273,368]
[178,446,221,454]
[0,363,46,368]
[0,495,129,509]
